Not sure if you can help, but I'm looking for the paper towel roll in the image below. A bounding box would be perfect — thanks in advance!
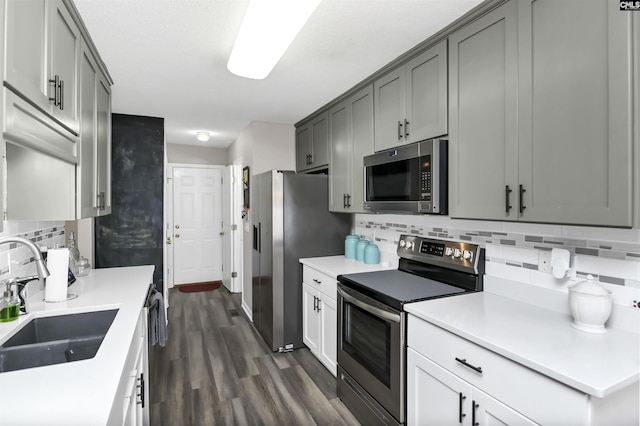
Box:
[45,248,69,302]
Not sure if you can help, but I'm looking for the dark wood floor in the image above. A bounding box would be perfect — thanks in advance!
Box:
[149,286,360,425]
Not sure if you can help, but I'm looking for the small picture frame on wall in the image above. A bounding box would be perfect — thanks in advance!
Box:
[242,166,250,209]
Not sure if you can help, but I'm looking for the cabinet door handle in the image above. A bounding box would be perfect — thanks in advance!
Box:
[59,79,64,110]
[459,392,467,423]
[519,184,526,214]
[313,295,317,311]
[397,120,403,140]
[49,75,60,106]
[404,118,410,137]
[343,194,347,209]
[309,153,313,164]
[312,278,322,284]
[136,373,145,407]
[505,185,512,213]
[455,357,483,374]
[472,400,478,426]
[346,194,351,208]
[316,297,321,312]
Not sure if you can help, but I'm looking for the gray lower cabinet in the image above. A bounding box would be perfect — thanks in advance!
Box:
[5,0,80,134]
[449,0,633,227]
[329,85,374,213]
[374,40,447,152]
[296,112,329,172]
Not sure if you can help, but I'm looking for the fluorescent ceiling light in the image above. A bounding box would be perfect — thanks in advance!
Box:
[227,0,321,80]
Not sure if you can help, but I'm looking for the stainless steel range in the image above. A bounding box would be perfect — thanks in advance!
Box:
[336,234,485,426]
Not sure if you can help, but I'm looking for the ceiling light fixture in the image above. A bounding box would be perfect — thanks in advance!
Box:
[227,0,321,80]
[195,131,210,142]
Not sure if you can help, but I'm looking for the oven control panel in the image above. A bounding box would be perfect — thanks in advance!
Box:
[397,234,482,274]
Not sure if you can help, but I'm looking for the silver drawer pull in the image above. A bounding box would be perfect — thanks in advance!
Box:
[455,357,483,374]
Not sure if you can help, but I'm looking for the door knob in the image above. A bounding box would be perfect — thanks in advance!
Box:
[220,232,225,236]
[175,234,180,238]
[175,224,180,229]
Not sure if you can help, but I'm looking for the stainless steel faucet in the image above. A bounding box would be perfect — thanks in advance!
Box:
[0,236,51,312]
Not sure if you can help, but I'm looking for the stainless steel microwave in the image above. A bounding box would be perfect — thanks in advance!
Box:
[363,139,447,214]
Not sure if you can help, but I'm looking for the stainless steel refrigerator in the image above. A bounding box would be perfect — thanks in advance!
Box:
[252,170,351,352]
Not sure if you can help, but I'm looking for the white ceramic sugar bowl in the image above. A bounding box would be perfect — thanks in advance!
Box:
[568,275,612,334]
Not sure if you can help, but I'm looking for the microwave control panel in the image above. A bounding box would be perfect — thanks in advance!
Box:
[420,155,431,202]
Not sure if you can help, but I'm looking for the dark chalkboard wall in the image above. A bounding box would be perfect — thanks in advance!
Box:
[95,114,164,291]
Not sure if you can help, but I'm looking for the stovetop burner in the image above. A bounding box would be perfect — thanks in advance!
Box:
[338,235,485,310]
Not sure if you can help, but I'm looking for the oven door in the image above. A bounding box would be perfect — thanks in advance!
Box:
[337,284,405,423]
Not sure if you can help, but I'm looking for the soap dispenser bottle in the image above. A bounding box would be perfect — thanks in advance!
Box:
[67,232,80,275]
[0,281,20,322]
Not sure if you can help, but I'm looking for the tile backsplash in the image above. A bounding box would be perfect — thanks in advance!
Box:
[354,214,640,309]
[0,221,66,285]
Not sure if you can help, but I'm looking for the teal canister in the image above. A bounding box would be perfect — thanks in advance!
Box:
[364,243,380,265]
[345,235,358,259]
[356,239,370,262]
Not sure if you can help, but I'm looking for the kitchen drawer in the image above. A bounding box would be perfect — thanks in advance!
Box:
[302,266,337,299]
[408,315,588,425]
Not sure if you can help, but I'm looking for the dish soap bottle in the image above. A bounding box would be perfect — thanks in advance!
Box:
[67,231,80,275]
[0,281,20,322]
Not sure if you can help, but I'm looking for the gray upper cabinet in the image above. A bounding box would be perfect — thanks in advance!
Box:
[296,112,329,172]
[78,42,98,218]
[95,71,112,216]
[374,40,448,152]
[449,0,633,227]
[329,85,374,213]
[516,0,633,226]
[449,1,519,221]
[329,102,349,212]
[3,0,112,221]
[78,40,111,218]
[5,0,80,134]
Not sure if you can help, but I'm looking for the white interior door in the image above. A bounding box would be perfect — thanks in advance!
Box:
[222,166,233,291]
[172,166,223,285]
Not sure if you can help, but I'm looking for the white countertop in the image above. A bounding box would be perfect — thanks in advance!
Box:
[299,255,397,278]
[0,265,155,425]
[405,292,640,398]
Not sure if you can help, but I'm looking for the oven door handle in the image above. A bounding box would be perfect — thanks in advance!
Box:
[338,287,401,323]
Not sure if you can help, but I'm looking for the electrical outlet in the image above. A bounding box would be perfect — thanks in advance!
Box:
[538,250,552,273]
[633,300,639,310]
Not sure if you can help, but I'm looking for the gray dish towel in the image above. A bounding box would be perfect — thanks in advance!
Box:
[148,290,167,347]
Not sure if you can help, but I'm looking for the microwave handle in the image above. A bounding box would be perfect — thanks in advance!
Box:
[338,287,401,323]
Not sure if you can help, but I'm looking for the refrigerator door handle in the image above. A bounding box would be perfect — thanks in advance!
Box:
[258,222,261,253]
[253,225,259,251]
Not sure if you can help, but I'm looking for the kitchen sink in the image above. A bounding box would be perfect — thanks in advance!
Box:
[0,309,118,373]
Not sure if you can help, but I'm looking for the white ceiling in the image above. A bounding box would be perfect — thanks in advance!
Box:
[73,0,484,149]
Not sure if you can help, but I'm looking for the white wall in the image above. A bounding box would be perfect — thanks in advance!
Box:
[226,121,295,318]
[166,143,227,165]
